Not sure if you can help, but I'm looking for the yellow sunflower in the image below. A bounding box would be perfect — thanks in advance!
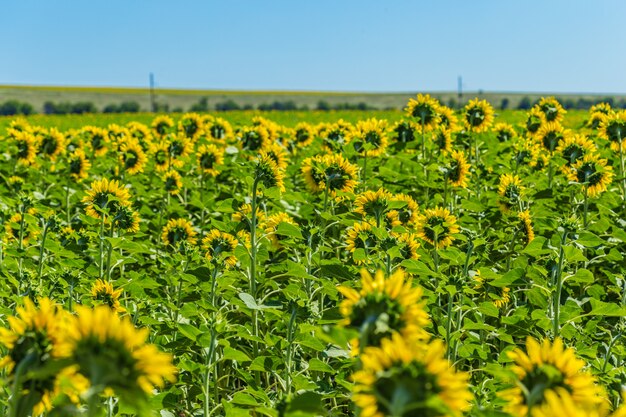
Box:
[535,122,569,153]
[586,112,608,131]
[338,269,430,350]
[354,188,392,226]
[432,128,453,153]
[518,210,535,244]
[589,102,613,116]
[556,134,596,169]
[12,130,38,166]
[196,144,225,177]
[149,141,171,172]
[381,232,421,262]
[525,107,546,138]
[352,118,389,157]
[82,178,132,219]
[345,222,378,264]
[352,334,471,417]
[61,305,176,402]
[501,337,605,417]
[120,139,148,175]
[463,99,495,133]
[321,119,354,152]
[599,110,626,152]
[255,152,286,192]
[68,149,92,182]
[437,105,460,132]
[387,193,419,228]
[497,174,524,213]
[263,141,289,170]
[91,279,125,313]
[404,94,441,132]
[532,388,613,417]
[536,96,567,123]
[301,153,359,198]
[202,229,239,268]
[37,128,67,162]
[566,153,614,197]
[238,125,271,152]
[261,212,297,248]
[178,113,205,141]
[293,122,315,148]
[493,122,517,142]
[232,203,266,228]
[113,206,140,234]
[82,126,109,157]
[163,170,183,195]
[416,207,460,249]
[161,218,198,247]
[205,117,234,142]
[166,134,193,168]
[392,120,418,145]
[472,270,511,310]
[126,121,153,150]
[151,115,175,138]
[446,149,471,188]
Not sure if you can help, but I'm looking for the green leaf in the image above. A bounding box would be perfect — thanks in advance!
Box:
[568,269,594,284]
[308,358,335,373]
[286,391,325,415]
[588,299,626,317]
[276,222,303,239]
[177,324,201,341]
[223,347,251,362]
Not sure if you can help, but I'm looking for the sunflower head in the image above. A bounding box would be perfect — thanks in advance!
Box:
[463,99,495,133]
[206,117,234,142]
[354,188,392,226]
[113,206,140,234]
[254,152,286,192]
[261,212,297,249]
[82,178,132,219]
[472,270,511,309]
[599,111,626,151]
[345,222,379,264]
[82,126,109,157]
[518,210,535,245]
[493,123,517,142]
[238,126,271,152]
[321,119,354,152]
[161,218,197,248]
[150,141,171,172]
[416,207,460,249]
[163,170,183,195]
[586,111,609,131]
[178,113,204,141]
[202,229,239,268]
[536,97,566,123]
[301,153,359,198]
[567,153,614,197]
[555,134,596,168]
[404,94,441,132]
[392,120,418,145]
[151,115,175,138]
[120,139,148,175]
[352,334,471,417]
[352,118,389,157]
[432,129,453,153]
[497,174,524,213]
[12,130,38,166]
[196,144,225,176]
[446,150,471,188]
[68,149,92,182]
[293,122,315,148]
[388,194,419,227]
[525,107,546,137]
[437,105,459,132]
[91,279,125,313]
[37,128,67,161]
[126,121,153,150]
[535,122,569,153]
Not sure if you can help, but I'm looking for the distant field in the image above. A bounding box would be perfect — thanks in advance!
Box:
[1,84,625,113]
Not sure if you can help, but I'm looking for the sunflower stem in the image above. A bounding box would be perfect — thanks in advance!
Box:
[583,186,589,228]
[445,290,454,360]
[619,140,626,202]
[98,213,106,279]
[249,177,261,384]
[65,176,71,223]
[106,223,115,282]
[36,218,49,284]
[552,230,568,338]
[204,325,218,417]
[284,304,298,395]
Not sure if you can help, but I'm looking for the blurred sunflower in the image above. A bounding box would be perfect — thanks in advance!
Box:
[463,99,494,133]
[82,178,132,219]
[151,115,175,138]
[392,120,418,145]
[556,134,596,170]
[525,107,546,138]
[167,134,193,168]
[352,118,389,157]
[599,110,626,152]
[532,388,613,417]
[472,270,511,309]
[416,207,460,249]
[536,97,567,123]
[232,202,266,229]
[255,152,286,192]
[37,128,67,162]
[405,94,441,132]
[432,129,453,153]
[161,218,197,247]
[445,150,471,188]
[178,113,204,141]
[196,144,225,177]
[163,170,183,195]
[91,279,125,313]
[113,206,140,234]
[437,105,459,132]
[497,174,524,213]
[205,117,234,142]
[262,212,297,248]
[149,141,171,172]
[380,232,420,262]
[120,139,147,175]
[238,126,271,152]
[586,111,609,131]
[262,142,289,170]
[387,193,419,228]
[293,122,315,148]
[535,122,569,153]
[338,269,430,351]
[301,153,359,197]
[68,149,92,182]
[493,122,517,142]
[126,121,153,150]
[566,153,614,197]
[352,334,471,417]
[501,337,605,417]
[12,130,38,166]
[345,222,378,264]
[518,210,535,244]
[354,188,392,226]
[321,119,354,152]
[589,102,613,116]
[202,229,239,268]
[82,126,109,157]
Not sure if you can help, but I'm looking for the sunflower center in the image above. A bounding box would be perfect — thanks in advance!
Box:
[606,121,626,143]
[542,132,562,152]
[169,140,184,158]
[325,166,349,191]
[200,153,216,169]
[124,150,139,169]
[17,140,31,159]
[540,104,559,122]
[576,163,602,186]
[411,103,436,125]
[395,123,416,143]
[211,124,226,139]
[167,228,190,245]
[296,129,311,144]
[423,216,449,243]
[69,158,84,175]
[527,116,542,133]
[561,144,584,166]
[91,134,105,150]
[466,108,486,127]
[155,150,168,165]
[242,131,263,151]
[521,364,567,408]
[349,294,405,346]
[40,136,59,155]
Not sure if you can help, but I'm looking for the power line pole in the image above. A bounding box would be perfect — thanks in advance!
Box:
[457,75,463,103]
[149,73,156,112]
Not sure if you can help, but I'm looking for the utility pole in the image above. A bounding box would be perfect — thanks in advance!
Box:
[457,76,463,103]
[149,73,156,112]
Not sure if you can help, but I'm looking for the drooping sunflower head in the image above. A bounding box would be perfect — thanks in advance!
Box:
[535,122,569,153]
[567,153,614,197]
[12,130,38,166]
[163,170,183,195]
[352,118,389,157]
[352,334,471,417]
[599,110,626,151]
[555,134,596,169]
[120,139,148,175]
[321,119,354,152]
[589,102,613,116]
[232,202,265,230]
[345,222,379,264]
[166,134,193,167]
[497,174,524,212]
[161,218,197,248]
[518,210,535,245]
[261,212,297,249]
[586,112,609,131]
[354,188,392,226]
[500,337,605,417]
[536,96,567,123]
[82,178,132,219]
[404,94,441,132]
[91,279,125,313]
[151,115,175,138]
[113,206,140,234]
[416,207,460,249]
[338,269,430,350]
[493,122,517,142]
[67,149,92,182]
[252,117,280,142]
[301,153,359,198]
[62,305,176,403]
[263,141,289,170]
[432,128,453,153]
[36,128,67,162]
[446,149,471,188]
[392,120,418,145]
[196,144,225,177]
[380,232,421,262]
[463,99,495,133]
[202,229,239,268]
[178,113,205,141]
[525,107,546,137]
[254,152,286,192]
[388,193,419,227]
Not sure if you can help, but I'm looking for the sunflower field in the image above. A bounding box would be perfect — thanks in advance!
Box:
[1,95,626,417]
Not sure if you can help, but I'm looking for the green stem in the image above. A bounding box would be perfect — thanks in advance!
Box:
[204,326,217,417]
[65,177,71,223]
[445,291,454,360]
[106,223,114,282]
[98,214,106,279]
[583,186,589,228]
[36,221,49,283]
[553,230,568,338]
[285,305,297,395]
[249,177,261,384]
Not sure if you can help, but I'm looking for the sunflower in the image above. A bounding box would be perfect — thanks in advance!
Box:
[535,122,569,153]
[321,119,354,152]
[293,122,315,148]
[497,174,524,213]
[252,117,280,142]
[12,130,38,165]
[599,111,626,152]
[238,126,271,152]
[151,115,175,138]
[513,138,541,167]
[3,211,39,246]
[589,102,613,116]
[166,134,193,168]
[91,279,125,313]
[500,337,605,417]
[352,118,389,157]
[197,144,225,176]
[68,149,92,182]
[518,210,535,244]
[472,270,511,310]
[8,175,25,192]
[82,178,132,219]
[437,105,459,132]
[64,129,84,153]
[556,134,596,170]
[566,154,614,197]
[532,388,613,417]
[445,150,471,188]
[416,207,460,249]
[61,305,176,402]
[586,111,609,131]
[107,124,131,151]
[432,129,453,153]
[113,206,140,234]
[178,113,204,141]
[255,152,286,192]
[404,94,441,132]
[338,269,430,350]
[0,298,72,415]
[392,120,418,145]
[345,222,378,264]
[352,334,471,417]
[530,153,551,171]
[202,229,239,268]
[261,212,297,248]
[525,107,546,137]
[232,203,266,228]
[82,126,109,157]
[493,122,517,142]
[120,139,148,175]
[149,141,171,172]
[387,193,419,227]
[301,153,359,197]
[163,170,183,195]
[161,218,197,247]
[205,117,234,142]
[354,188,392,226]
[37,128,67,162]
[463,99,495,133]
[536,97,567,123]
[263,141,289,170]
[126,121,153,150]
[380,233,421,262]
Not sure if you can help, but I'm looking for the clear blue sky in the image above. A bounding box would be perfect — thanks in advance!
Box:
[2,0,625,93]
